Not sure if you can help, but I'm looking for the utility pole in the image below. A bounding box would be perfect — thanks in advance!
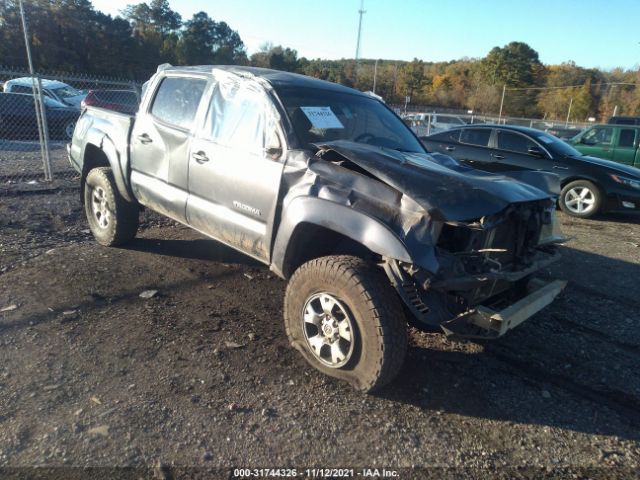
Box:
[355,0,366,63]
[565,97,573,127]
[19,0,52,181]
[498,84,506,123]
[372,58,378,94]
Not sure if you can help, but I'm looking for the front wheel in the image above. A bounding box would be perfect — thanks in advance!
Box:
[284,256,407,392]
[84,167,139,246]
[559,180,601,218]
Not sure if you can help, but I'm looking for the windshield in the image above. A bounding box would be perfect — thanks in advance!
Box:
[277,87,424,153]
[51,85,83,99]
[534,132,583,157]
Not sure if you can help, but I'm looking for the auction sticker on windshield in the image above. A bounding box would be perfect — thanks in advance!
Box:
[300,106,344,129]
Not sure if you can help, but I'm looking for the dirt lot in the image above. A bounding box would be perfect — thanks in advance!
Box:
[1,181,639,478]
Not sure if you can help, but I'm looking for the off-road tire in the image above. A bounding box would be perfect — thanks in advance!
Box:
[284,255,408,392]
[559,179,602,218]
[84,167,139,246]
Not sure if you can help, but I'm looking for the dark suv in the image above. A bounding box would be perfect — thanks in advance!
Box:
[608,116,640,126]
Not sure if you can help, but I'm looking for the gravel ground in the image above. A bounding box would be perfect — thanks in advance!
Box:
[0,140,72,182]
[0,184,639,479]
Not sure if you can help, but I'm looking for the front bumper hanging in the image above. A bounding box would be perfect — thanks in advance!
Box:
[440,278,567,339]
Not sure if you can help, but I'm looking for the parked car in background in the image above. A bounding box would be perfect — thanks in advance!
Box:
[545,126,582,141]
[608,116,640,126]
[4,77,86,109]
[0,92,79,140]
[81,89,139,115]
[409,113,466,136]
[421,124,640,218]
[569,124,640,168]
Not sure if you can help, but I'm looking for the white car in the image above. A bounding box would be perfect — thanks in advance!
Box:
[409,113,466,136]
[4,77,86,109]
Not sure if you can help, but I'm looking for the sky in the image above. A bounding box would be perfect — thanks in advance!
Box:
[90,0,640,70]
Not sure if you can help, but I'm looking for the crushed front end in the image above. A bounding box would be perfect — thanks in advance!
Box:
[385,199,566,339]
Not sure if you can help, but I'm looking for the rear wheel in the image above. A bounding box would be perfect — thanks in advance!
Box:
[84,167,139,246]
[559,180,601,218]
[284,255,407,392]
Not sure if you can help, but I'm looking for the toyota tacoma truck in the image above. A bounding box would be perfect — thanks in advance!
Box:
[68,65,566,392]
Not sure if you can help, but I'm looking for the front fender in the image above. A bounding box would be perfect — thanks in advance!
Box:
[271,196,412,278]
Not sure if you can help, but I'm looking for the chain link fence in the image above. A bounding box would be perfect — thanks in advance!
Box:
[0,66,141,190]
[390,104,591,140]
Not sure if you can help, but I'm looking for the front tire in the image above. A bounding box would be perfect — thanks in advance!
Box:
[84,167,139,246]
[559,180,601,218]
[284,256,407,392]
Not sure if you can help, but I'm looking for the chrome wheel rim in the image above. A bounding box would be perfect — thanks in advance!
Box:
[91,186,110,229]
[302,293,355,368]
[564,186,595,214]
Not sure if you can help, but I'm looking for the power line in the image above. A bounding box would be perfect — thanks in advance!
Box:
[506,82,637,91]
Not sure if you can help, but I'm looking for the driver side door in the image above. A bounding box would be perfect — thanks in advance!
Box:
[186,77,285,262]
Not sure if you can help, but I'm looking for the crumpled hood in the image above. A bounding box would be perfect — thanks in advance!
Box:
[316,140,557,221]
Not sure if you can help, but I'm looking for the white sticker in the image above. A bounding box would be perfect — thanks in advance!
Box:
[300,106,344,129]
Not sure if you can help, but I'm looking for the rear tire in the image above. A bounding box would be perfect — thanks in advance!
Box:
[84,167,139,246]
[284,255,407,392]
[559,180,601,218]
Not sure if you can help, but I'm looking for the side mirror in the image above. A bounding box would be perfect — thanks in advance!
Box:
[265,146,283,159]
[265,130,283,160]
[527,146,544,157]
[580,137,595,145]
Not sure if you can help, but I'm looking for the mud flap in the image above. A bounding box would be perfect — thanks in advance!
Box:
[441,279,567,339]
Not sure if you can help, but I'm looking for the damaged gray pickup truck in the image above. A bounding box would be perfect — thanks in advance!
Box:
[68,65,566,392]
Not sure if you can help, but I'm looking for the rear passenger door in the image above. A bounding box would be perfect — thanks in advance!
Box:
[129,75,208,222]
[455,128,495,170]
[611,128,638,166]
[186,75,285,262]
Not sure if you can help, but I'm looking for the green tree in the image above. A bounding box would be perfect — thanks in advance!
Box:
[177,12,246,65]
[250,43,300,72]
[480,41,544,87]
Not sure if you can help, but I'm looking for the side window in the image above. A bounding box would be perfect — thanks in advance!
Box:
[497,131,537,154]
[204,78,273,153]
[619,129,636,148]
[583,127,613,145]
[460,128,491,147]
[431,129,460,142]
[150,77,207,130]
[11,85,32,94]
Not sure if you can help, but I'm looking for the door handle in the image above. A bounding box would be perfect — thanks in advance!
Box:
[192,151,209,164]
[445,146,456,152]
[552,165,569,170]
[137,133,152,144]
[491,154,504,160]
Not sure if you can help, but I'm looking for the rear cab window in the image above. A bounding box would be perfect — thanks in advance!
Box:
[618,128,637,148]
[460,128,491,147]
[150,76,208,130]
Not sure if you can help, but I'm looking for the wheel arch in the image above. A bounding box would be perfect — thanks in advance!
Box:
[271,197,412,279]
[80,132,133,204]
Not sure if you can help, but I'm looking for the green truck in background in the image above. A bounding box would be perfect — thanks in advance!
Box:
[570,125,640,168]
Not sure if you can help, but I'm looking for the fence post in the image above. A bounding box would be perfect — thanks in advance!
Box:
[19,0,52,182]
[36,76,53,181]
